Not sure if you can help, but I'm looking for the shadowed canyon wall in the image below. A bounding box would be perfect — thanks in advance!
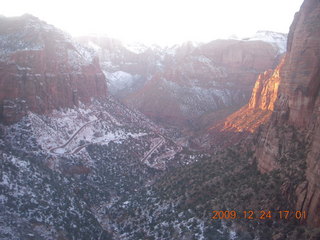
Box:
[215,0,320,226]
[255,0,320,226]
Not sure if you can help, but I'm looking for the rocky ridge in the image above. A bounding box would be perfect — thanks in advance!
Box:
[79,34,285,130]
[210,57,284,134]
[209,0,320,227]
[254,0,320,227]
[0,15,107,124]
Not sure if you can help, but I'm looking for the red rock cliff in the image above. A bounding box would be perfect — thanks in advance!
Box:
[253,0,320,227]
[124,39,280,129]
[0,15,107,124]
[208,57,284,150]
[209,0,320,226]
[248,58,283,112]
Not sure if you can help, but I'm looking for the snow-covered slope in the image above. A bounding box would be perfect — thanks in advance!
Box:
[104,70,141,95]
[0,14,96,66]
[123,41,149,54]
[242,30,287,53]
[0,96,183,238]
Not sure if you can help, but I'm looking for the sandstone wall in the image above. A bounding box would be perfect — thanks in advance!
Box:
[254,0,320,226]
[0,15,107,124]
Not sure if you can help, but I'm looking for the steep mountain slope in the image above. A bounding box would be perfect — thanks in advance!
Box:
[76,36,164,97]
[125,40,278,127]
[106,144,300,239]
[253,0,320,227]
[210,0,320,228]
[1,96,184,239]
[0,15,185,239]
[0,15,107,124]
[99,1,320,238]
[207,58,284,148]
[79,34,285,130]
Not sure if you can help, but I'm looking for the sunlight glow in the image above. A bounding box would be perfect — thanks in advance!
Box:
[1,0,304,45]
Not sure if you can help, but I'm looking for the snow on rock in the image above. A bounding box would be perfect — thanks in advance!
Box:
[104,70,140,94]
[2,96,179,170]
[67,41,97,69]
[87,40,102,51]
[244,30,287,53]
[161,78,238,117]
[0,14,97,67]
[123,41,149,54]
[0,15,50,60]
[0,15,108,124]
[27,105,146,155]
[197,55,212,64]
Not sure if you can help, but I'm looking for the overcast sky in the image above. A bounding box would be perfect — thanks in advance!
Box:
[1,0,304,45]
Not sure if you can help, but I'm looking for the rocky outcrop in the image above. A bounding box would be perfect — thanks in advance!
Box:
[252,0,320,227]
[208,0,320,227]
[199,39,280,73]
[79,35,284,129]
[123,39,281,128]
[0,15,107,124]
[77,36,163,98]
[207,57,284,151]
[248,58,284,111]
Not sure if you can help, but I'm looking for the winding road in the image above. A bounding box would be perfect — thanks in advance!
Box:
[49,117,182,161]
[49,120,97,154]
[141,137,165,163]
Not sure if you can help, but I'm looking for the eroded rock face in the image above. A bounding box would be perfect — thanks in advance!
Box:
[253,0,320,226]
[248,58,284,111]
[207,57,284,151]
[209,0,320,227]
[123,39,280,128]
[79,36,283,129]
[0,15,107,124]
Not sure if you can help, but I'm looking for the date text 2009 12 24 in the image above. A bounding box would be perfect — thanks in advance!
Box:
[212,210,307,220]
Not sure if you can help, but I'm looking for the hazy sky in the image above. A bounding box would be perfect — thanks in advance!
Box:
[1,0,304,45]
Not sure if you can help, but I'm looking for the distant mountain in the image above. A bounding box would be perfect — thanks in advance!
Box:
[239,30,287,53]
[79,34,286,131]
[77,36,163,96]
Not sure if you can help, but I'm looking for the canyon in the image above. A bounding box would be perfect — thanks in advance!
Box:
[209,0,320,228]
[1,0,320,238]
[78,32,286,130]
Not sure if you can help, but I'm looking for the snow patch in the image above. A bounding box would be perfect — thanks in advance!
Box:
[123,42,148,54]
[245,30,287,53]
[87,41,101,51]
[197,55,212,64]
[104,70,140,93]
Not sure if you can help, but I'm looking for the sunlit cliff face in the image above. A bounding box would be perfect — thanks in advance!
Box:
[1,0,303,45]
